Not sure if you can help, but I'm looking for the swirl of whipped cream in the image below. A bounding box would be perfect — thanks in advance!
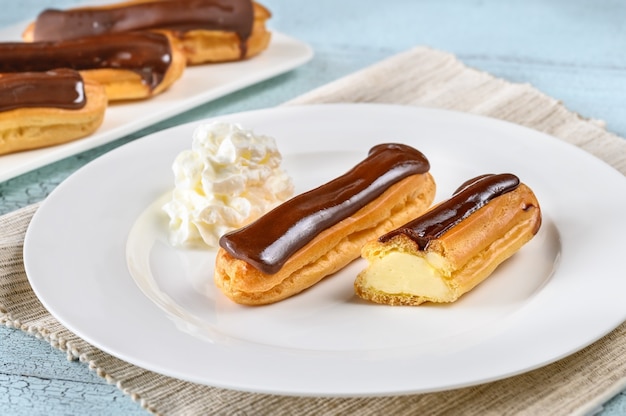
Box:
[162,122,294,247]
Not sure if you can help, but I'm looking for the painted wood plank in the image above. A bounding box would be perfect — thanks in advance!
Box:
[1,326,146,415]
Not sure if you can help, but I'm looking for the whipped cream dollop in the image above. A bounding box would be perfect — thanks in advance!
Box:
[162,122,294,247]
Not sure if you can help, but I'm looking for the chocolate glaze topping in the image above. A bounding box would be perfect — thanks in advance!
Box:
[379,173,520,249]
[0,32,172,90]
[33,0,254,57]
[219,143,431,275]
[0,69,86,112]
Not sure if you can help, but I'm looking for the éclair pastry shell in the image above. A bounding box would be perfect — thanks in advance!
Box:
[214,172,436,305]
[355,182,541,305]
[174,2,272,64]
[0,79,107,155]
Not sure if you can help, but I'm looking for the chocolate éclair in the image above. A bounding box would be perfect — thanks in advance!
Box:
[0,69,106,155]
[23,0,273,64]
[355,173,542,306]
[214,143,437,305]
[1,31,185,101]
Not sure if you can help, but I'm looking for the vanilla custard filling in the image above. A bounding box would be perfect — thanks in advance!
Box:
[361,251,453,299]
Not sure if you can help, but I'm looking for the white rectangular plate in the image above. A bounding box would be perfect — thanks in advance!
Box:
[0,21,313,182]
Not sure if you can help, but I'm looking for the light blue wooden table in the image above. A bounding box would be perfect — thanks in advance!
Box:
[1,1,625,414]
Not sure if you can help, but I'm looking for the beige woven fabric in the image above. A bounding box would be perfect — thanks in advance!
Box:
[1,46,625,416]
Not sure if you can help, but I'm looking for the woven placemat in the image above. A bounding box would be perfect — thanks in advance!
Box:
[2,46,625,415]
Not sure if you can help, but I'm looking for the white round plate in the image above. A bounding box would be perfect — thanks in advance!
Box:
[24,104,626,397]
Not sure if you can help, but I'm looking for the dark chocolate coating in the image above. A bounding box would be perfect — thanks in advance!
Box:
[0,69,86,112]
[32,0,254,55]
